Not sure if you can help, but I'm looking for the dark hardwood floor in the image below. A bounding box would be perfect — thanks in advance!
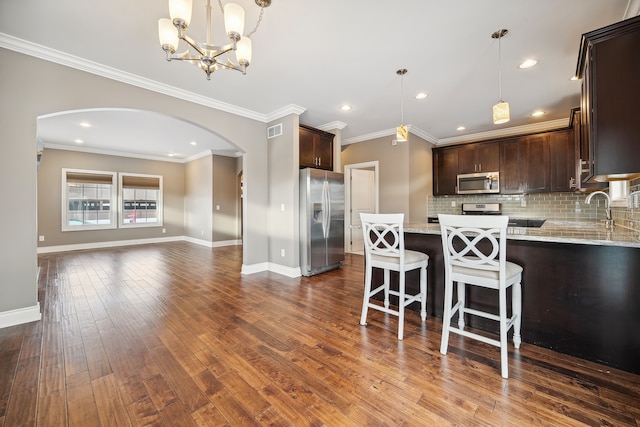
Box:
[1,242,639,426]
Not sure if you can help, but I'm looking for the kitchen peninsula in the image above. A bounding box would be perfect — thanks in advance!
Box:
[395,220,640,375]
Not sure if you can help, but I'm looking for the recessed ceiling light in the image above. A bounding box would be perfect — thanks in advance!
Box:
[168,153,175,157]
[456,126,466,131]
[415,92,428,100]
[531,111,545,117]
[190,141,197,146]
[74,139,84,144]
[340,104,352,111]
[519,59,537,69]
[79,122,92,128]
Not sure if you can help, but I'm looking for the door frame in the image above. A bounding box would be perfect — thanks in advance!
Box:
[344,161,379,254]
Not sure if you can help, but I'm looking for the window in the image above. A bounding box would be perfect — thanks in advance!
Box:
[62,169,117,231]
[119,173,163,227]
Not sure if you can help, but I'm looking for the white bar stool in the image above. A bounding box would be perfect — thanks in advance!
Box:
[359,213,429,340]
[438,214,523,378]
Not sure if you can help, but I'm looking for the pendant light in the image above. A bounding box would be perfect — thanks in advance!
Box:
[492,29,510,124]
[396,68,408,142]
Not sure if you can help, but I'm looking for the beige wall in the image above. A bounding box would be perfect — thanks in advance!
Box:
[341,134,433,222]
[212,155,240,242]
[0,48,268,316]
[185,155,213,241]
[267,114,300,269]
[37,149,185,247]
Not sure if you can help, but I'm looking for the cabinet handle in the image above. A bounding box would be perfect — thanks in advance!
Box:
[569,177,577,189]
[478,163,482,172]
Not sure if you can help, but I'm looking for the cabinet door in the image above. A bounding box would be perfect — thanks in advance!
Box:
[477,142,499,172]
[458,143,499,174]
[499,139,522,194]
[549,130,575,192]
[522,135,550,193]
[457,145,478,174]
[433,148,458,195]
[299,128,317,169]
[315,133,333,170]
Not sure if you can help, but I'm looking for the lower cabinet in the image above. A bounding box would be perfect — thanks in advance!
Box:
[383,232,640,375]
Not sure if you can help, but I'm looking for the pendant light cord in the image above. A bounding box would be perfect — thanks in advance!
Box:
[498,33,503,102]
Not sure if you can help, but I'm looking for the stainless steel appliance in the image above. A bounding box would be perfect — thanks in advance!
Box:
[457,172,500,194]
[461,203,502,215]
[299,168,345,276]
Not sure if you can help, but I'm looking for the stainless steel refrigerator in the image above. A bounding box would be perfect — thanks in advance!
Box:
[299,168,345,276]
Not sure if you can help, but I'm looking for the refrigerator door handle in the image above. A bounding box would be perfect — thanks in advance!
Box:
[322,179,329,239]
[325,180,331,238]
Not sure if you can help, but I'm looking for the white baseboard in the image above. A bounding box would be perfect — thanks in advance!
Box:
[241,262,302,278]
[0,303,41,329]
[242,262,270,275]
[268,263,302,278]
[184,237,242,248]
[37,236,241,253]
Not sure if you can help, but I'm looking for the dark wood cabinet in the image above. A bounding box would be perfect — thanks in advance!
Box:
[299,124,334,170]
[549,129,576,192]
[457,142,500,174]
[500,135,550,194]
[433,147,458,196]
[577,15,640,182]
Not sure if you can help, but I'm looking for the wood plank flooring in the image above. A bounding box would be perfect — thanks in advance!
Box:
[1,242,639,426]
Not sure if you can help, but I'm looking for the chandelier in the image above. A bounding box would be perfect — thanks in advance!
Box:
[158,0,271,80]
[492,29,510,124]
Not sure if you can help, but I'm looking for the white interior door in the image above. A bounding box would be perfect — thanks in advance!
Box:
[349,168,375,254]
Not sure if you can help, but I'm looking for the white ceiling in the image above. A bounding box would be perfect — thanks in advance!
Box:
[2,0,639,161]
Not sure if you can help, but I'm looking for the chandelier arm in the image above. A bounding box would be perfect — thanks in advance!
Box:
[179,32,207,57]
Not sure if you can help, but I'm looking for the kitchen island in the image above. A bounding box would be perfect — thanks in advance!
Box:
[393,220,640,374]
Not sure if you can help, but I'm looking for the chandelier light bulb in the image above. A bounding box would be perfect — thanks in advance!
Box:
[224,3,245,39]
[169,0,192,28]
[158,19,179,53]
[236,37,252,65]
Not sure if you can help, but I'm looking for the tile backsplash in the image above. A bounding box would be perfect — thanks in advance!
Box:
[427,182,640,232]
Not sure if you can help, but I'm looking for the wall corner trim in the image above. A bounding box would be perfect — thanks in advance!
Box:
[0,303,41,329]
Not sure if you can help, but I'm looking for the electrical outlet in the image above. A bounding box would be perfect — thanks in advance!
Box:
[162,228,166,234]
[216,205,220,210]
[281,204,285,212]
[451,201,456,208]
[521,198,527,207]
[280,249,285,257]
[38,235,44,242]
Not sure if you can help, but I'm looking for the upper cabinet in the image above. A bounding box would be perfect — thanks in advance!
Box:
[500,134,550,194]
[549,129,577,192]
[299,124,334,171]
[577,15,640,182]
[457,142,500,174]
[433,147,458,196]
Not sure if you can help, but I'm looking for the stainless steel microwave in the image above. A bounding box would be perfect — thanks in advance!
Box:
[457,172,500,194]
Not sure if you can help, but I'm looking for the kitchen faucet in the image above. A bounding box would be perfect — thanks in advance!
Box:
[585,191,612,225]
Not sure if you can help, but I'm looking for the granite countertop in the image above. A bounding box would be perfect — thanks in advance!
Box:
[405,220,640,248]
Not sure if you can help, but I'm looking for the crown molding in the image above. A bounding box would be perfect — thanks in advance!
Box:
[435,118,570,146]
[44,143,186,163]
[0,33,269,123]
[265,104,307,122]
[317,121,348,131]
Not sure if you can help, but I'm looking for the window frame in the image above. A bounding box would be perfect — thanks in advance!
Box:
[118,172,163,228]
[61,168,118,232]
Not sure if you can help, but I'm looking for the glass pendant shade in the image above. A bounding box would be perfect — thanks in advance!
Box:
[493,101,510,124]
[158,18,179,52]
[169,0,192,27]
[236,37,252,65]
[396,125,408,142]
[224,3,245,37]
